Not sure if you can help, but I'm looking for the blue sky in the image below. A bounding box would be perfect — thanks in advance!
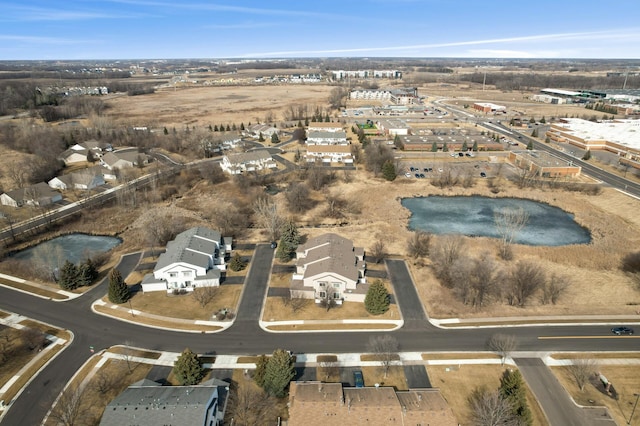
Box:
[1,0,640,60]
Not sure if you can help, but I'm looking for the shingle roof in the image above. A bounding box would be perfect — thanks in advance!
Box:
[225,149,272,165]
[154,227,222,272]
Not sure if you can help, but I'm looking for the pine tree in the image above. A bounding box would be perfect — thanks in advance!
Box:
[262,349,295,397]
[526,141,534,150]
[431,142,438,152]
[108,268,129,304]
[365,280,390,315]
[582,150,591,160]
[462,141,468,151]
[58,260,80,291]
[382,160,396,181]
[173,348,203,386]
[228,252,246,272]
[214,125,219,132]
[271,132,280,144]
[78,258,98,287]
[472,141,478,152]
[253,354,269,387]
[259,132,265,142]
[240,122,245,130]
[277,220,300,262]
[499,369,533,425]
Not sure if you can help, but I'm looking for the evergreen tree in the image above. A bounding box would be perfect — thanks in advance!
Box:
[462,141,468,151]
[173,348,203,386]
[304,117,309,126]
[442,142,449,152]
[526,141,534,150]
[499,369,533,425]
[271,132,280,144]
[297,120,303,128]
[277,220,300,262]
[58,260,80,291]
[382,160,397,181]
[582,150,591,160]
[364,280,390,315]
[529,117,536,124]
[325,113,331,122]
[228,252,246,272]
[78,258,98,287]
[240,122,245,130]
[431,142,438,152]
[214,125,219,132]
[253,354,269,387]
[232,123,237,131]
[108,268,129,304]
[531,128,538,137]
[262,349,295,397]
[259,132,265,142]
[226,124,231,131]
[540,116,546,124]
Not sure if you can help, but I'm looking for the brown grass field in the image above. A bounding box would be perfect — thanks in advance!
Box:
[427,364,548,425]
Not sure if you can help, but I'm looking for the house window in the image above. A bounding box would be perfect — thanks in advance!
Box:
[185,281,192,287]
[169,272,178,278]
[318,282,326,287]
[183,271,192,277]
[318,291,326,298]
[333,292,340,299]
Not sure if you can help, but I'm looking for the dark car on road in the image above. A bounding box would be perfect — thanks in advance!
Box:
[353,370,364,388]
[611,326,634,335]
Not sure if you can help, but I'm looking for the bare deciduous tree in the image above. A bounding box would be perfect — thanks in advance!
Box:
[192,286,219,308]
[540,273,571,305]
[494,207,529,260]
[253,197,285,242]
[506,261,546,307]
[22,327,46,352]
[47,384,89,426]
[407,230,431,259]
[285,181,313,213]
[282,296,307,313]
[567,358,598,391]
[431,235,466,288]
[228,384,279,426]
[471,252,500,307]
[92,369,119,395]
[367,335,399,378]
[370,237,386,264]
[468,386,520,426]
[487,333,517,366]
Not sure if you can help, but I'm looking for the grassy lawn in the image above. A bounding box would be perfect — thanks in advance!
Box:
[266,323,398,331]
[426,364,548,426]
[361,366,408,390]
[551,352,640,360]
[122,284,242,320]
[262,298,401,322]
[108,346,162,359]
[93,304,223,332]
[0,277,68,300]
[269,273,292,288]
[43,358,152,426]
[552,365,640,426]
[422,352,501,360]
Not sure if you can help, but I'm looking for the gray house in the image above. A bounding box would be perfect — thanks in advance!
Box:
[0,182,63,208]
[100,378,229,426]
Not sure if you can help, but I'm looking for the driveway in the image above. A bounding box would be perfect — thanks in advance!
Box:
[385,259,428,328]
[514,358,616,426]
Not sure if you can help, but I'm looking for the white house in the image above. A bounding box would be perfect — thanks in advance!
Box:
[48,171,105,191]
[305,144,353,164]
[0,182,63,208]
[246,124,278,139]
[290,233,366,304]
[141,227,232,293]
[376,119,411,136]
[306,131,348,146]
[219,149,277,174]
[58,140,107,165]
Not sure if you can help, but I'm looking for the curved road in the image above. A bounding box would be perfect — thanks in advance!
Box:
[1,245,639,424]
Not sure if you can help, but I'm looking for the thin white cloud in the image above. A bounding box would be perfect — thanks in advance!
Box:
[0,34,93,45]
[243,28,640,57]
[102,0,336,18]
[2,4,147,21]
[205,22,278,30]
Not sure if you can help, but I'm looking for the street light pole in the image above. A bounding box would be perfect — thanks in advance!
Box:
[628,393,640,425]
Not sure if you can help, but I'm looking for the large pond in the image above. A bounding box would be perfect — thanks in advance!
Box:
[12,233,122,265]
[402,196,591,246]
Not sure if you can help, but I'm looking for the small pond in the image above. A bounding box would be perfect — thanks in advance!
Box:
[12,233,122,265]
[402,196,591,246]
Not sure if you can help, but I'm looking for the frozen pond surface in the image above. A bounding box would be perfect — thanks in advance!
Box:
[402,196,591,246]
[13,233,121,265]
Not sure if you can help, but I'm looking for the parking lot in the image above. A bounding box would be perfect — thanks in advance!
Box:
[400,157,499,180]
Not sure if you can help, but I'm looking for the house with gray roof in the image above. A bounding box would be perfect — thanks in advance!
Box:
[48,170,106,191]
[58,140,108,165]
[0,182,62,208]
[100,150,149,170]
[290,233,367,304]
[100,378,229,426]
[141,227,232,293]
[219,149,277,175]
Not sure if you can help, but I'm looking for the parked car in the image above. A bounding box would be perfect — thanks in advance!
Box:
[458,152,464,157]
[270,241,278,249]
[611,326,634,335]
[353,370,364,388]
[405,172,411,178]
[415,173,420,178]
[480,172,487,178]
[419,173,425,178]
